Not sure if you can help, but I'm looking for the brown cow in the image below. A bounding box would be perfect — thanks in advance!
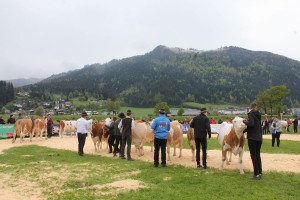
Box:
[91,120,107,152]
[187,127,196,161]
[32,117,47,140]
[12,119,33,143]
[218,116,247,174]
[167,120,183,161]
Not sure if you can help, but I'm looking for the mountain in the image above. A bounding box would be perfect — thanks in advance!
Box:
[5,78,44,87]
[26,45,300,107]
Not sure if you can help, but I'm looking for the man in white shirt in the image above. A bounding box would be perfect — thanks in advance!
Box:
[77,112,89,156]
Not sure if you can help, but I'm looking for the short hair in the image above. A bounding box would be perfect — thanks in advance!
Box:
[250,103,257,109]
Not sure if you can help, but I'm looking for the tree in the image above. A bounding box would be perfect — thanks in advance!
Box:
[35,106,45,116]
[177,107,184,116]
[154,102,170,115]
[104,99,121,112]
[256,85,289,116]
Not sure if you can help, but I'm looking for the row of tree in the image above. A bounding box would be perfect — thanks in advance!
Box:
[0,81,14,109]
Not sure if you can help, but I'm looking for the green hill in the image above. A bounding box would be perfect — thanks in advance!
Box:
[26,45,300,107]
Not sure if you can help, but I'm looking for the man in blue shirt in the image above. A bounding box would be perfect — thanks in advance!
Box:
[151,108,170,167]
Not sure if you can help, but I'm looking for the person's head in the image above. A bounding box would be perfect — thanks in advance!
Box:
[112,117,117,121]
[250,103,258,111]
[81,111,88,118]
[126,110,132,116]
[159,108,166,115]
[200,108,209,116]
[47,114,51,118]
[118,112,125,119]
[18,113,22,117]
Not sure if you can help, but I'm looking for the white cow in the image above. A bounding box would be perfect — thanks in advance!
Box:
[218,116,247,175]
[132,122,154,156]
[59,120,77,137]
[167,120,183,161]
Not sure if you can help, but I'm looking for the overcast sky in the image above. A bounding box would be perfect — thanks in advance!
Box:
[1,0,299,80]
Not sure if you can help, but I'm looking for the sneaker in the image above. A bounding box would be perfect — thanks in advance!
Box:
[203,165,207,169]
[197,165,202,168]
[161,164,166,167]
[127,158,134,161]
[120,156,126,159]
[251,175,261,180]
[154,164,159,168]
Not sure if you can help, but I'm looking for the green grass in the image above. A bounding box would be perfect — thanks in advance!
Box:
[145,136,300,155]
[0,145,299,200]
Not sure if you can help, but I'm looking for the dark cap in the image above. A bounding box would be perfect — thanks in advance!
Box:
[200,108,209,114]
[159,108,166,114]
[118,112,125,118]
[82,111,88,117]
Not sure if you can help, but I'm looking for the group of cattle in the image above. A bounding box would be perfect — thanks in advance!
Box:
[12,118,49,143]
[12,116,298,174]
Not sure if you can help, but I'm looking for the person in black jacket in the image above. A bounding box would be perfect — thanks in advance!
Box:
[243,103,263,180]
[7,114,16,124]
[113,113,125,157]
[190,108,211,169]
[106,117,117,154]
[293,117,298,133]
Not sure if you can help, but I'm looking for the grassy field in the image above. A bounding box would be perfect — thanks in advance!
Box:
[165,136,300,155]
[0,145,299,200]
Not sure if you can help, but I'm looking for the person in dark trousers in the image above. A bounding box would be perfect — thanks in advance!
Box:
[106,117,117,153]
[118,110,135,161]
[76,112,89,156]
[261,116,270,134]
[151,108,170,167]
[190,108,211,169]
[46,114,53,138]
[243,103,263,180]
[271,117,282,147]
[113,113,125,157]
[293,117,298,133]
[7,114,16,124]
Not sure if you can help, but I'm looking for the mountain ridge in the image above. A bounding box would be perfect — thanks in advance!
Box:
[26,45,300,107]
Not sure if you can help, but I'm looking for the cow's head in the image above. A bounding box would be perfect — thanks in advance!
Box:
[232,116,247,134]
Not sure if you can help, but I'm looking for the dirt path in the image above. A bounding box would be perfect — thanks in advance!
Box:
[0,134,299,200]
[1,134,299,173]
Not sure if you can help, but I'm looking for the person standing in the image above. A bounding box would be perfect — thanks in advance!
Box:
[0,116,5,124]
[262,116,270,134]
[7,114,16,124]
[151,108,170,167]
[293,117,298,133]
[271,117,282,147]
[190,108,211,169]
[106,117,117,154]
[113,113,125,157]
[182,120,189,134]
[243,103,263,180]
[118,110,135,161]
[46,114,53,138]
[76,112,89,156]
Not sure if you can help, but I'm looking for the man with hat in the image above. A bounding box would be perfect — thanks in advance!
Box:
[118,110,135,161]
[112,112,125,157]
[76,111,89,156]
[190,108,211,169]
[151,108,170,167]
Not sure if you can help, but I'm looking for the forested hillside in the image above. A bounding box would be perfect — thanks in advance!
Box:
[0,81,14,108]
[26,46,300,107]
